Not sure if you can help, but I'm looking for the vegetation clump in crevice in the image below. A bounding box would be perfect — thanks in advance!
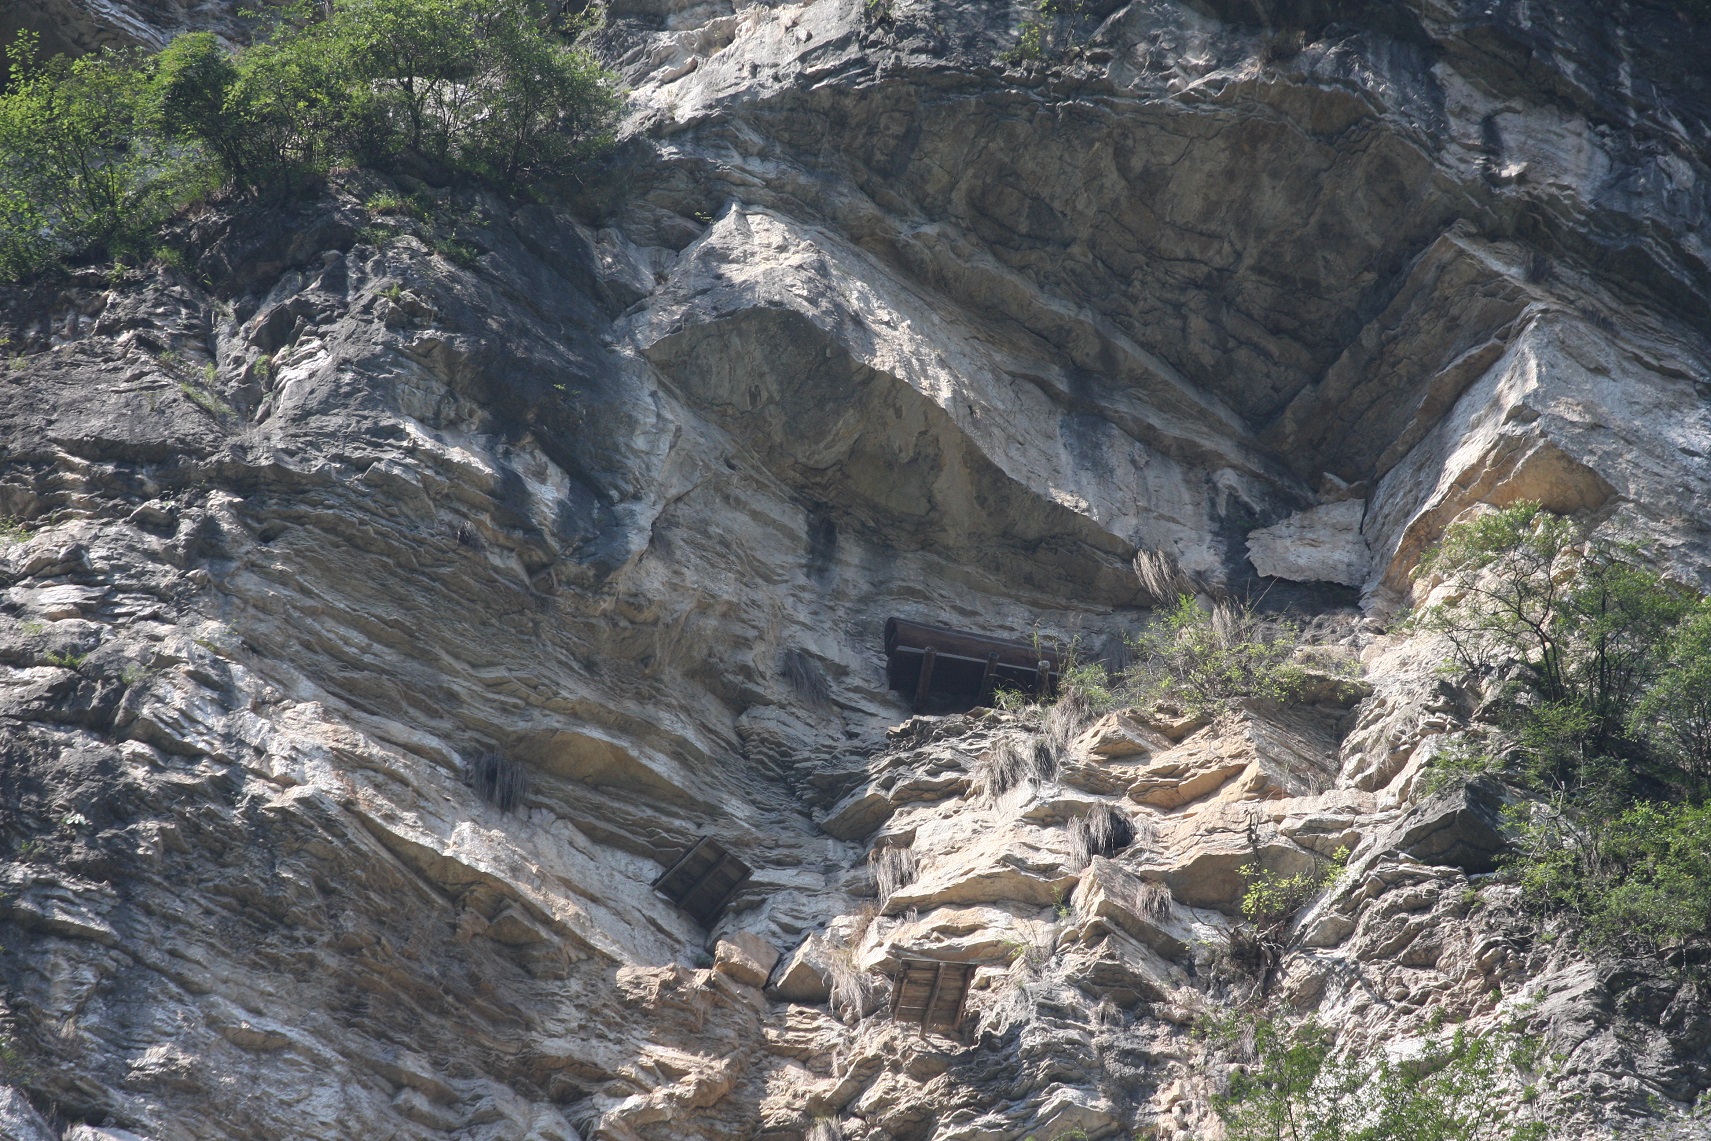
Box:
[868,843,919,902]
[824,905,882,1024]
[467,750,528,812]
[1238,845,1349,932]
[1125,595,1330,717]
[1000,0,1098,65]
[1416,502,1711,958]
[1067,804,1136,869]
[0,0,621,281]
[996,596,1348,730]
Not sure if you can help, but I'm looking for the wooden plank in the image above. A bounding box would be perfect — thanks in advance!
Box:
[653,837,752,928]
[923,961,946,1029]
[893,959,929,1018]
[912,647,937,711]
[978,651,999,704]
[700,864,753,925]
[681,852,733,908]
[652,837,713,891]
[892,958,973,1033]
[885,618,1061,672]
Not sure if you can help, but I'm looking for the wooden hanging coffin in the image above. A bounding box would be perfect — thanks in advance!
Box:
[884,617,1061,712]
[652,837,752,928]
[890,957,977,1033]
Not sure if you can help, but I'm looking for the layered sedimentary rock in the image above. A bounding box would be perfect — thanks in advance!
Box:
[2,0,1710,1138]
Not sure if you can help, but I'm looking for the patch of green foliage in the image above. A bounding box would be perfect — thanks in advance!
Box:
[1001,0,1087,64]
[1512,799,1711,955]
[1418,502,1711,955]
[994,596,1346,724]
[1633,602,1711,782]
[156,0,620,192]
[1209,1017,1551,1141]
[0,0,621,281]
[1418,502,1693,793]
[365,190,427,218]
[1422,733,1506,794]
[1240,846,1349,929]
[0,33,216,279]
[177,378,233,417]
[1126,595,1315,716]
[0,1028,30,1083]
[431,235,481,266]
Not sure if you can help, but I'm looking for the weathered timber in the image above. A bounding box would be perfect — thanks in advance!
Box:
[652,837,752,927]
[890,957,977,1033]
[885,618,1061,712]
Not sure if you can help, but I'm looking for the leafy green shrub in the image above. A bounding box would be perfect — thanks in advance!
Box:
[0,0,620,280]
[1419,503,1711,957]
[1512,799,1711,954]
[1209,1017,1550,1141]
[1125,595,1310,716]
[1633,599,1711,781]
[0,33,214,278]
[1000,0,1088,64]
[182,0,622,189]
[1417,503,1690,788]
[365,190,426,217]
[1240,846,1349,929]
[1422,733,1506,793]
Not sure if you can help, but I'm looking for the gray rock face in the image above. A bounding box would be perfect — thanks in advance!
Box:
[1377,778,1511,874]
[1,0,1709,1138]
[1247,500,1371,587]
[0,1087,55,1141]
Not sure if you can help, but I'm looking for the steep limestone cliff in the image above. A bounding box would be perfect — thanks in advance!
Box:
[2,0,1710,1139]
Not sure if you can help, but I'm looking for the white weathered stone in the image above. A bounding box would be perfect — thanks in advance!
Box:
[0,1088,55,1141]
[713,931,779,988]
[1246,500,1371,586]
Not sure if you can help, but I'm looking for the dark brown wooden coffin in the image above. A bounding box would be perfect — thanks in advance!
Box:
[884,617,1061,712]
[890,957,977,1033]
[652,837,751,928]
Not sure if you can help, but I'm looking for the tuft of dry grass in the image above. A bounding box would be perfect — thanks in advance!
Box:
[1132,878,1172,920]
[1067,805,1137,869]
[974,735,1056,799]
[782,648,833,709]
[1042,685,1099,751]
[468,751,527,812]
[870,845,919,901]
[1133,547,1213,605]
[825,942,881,1022]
